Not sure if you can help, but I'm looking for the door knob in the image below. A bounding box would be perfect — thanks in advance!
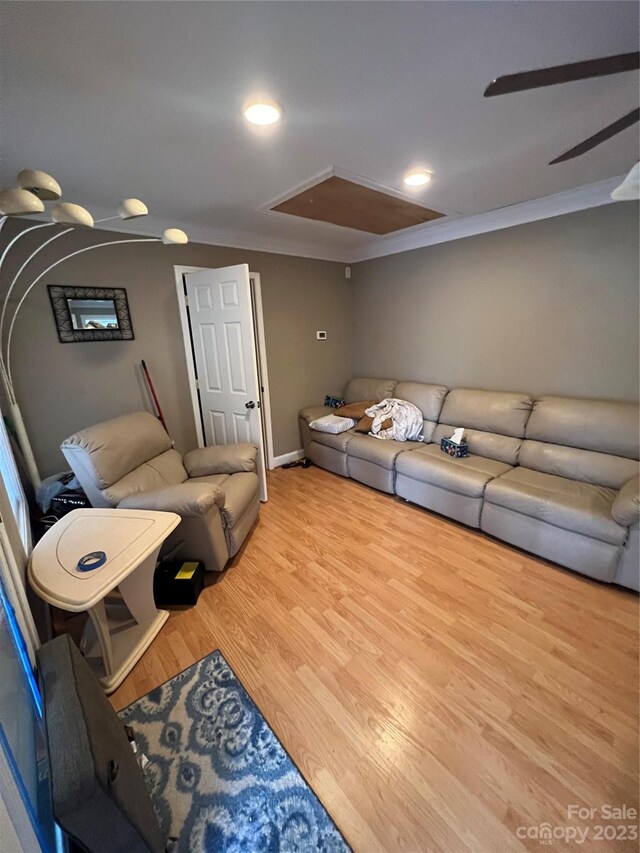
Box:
[245,401,256,409]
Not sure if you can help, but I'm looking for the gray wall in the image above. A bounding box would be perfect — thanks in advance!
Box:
[351,203,639,402]
[4,223,352,477]
[4,201,638,480]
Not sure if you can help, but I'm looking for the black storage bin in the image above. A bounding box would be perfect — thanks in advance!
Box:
[153,560,205,607]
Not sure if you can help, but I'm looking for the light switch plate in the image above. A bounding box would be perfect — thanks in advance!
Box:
[316,330,327,340]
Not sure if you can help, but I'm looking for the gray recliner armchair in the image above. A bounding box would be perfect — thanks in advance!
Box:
[61,411,260,572]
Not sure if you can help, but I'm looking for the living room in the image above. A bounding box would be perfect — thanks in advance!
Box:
[0,2,638,852]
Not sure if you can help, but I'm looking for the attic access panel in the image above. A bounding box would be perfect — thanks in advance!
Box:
[270,175,445,235]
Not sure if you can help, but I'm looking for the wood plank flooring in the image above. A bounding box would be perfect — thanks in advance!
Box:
[110,466,639,852]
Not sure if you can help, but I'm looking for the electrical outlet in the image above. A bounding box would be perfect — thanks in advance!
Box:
[345,266,351,279]
[316,330,327,340]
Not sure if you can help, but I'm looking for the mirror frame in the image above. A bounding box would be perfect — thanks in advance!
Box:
[47,285,134,343]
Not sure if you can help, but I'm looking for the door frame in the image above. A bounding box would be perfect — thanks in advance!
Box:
[173,265,275,470]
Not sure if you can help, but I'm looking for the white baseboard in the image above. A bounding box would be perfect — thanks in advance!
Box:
[271,449,305,468]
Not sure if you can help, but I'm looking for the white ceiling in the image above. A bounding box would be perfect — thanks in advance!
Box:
[1,1,638,261]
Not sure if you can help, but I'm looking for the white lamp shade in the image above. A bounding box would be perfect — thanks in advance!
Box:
[16,169,62,201]
[0,187,45,215]
[51,203,94,228]
[118,198,148,219]
[162,228,188,245]
[611,163,640,201]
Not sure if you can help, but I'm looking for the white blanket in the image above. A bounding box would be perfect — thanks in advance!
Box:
[365,398,424,442]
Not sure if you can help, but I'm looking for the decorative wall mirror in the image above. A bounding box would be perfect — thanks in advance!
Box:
[48,286,134,343]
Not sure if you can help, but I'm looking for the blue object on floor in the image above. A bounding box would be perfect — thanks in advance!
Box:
[119,650,350,852]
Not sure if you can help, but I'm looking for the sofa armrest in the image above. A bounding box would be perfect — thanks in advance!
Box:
[299,405,335,425]
[118,482,225,517]
[612,475,640,527]
[183,443,257,477]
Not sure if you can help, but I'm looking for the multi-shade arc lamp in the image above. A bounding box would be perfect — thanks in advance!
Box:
[0,169,189,486]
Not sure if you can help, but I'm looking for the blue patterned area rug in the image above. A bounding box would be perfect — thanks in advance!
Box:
[119,649,350,852]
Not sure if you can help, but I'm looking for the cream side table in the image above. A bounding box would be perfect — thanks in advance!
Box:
[29,508,180,694]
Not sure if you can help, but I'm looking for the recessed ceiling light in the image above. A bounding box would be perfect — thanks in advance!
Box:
[243,97,282,126]
[403,168,433,187]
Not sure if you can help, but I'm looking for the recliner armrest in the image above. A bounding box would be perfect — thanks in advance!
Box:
[118,482,225,517]
[184,443,257,477]
[612,475,640,527]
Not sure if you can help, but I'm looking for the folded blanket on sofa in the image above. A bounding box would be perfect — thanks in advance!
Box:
[365,398,424,442]
[308,414,356,434]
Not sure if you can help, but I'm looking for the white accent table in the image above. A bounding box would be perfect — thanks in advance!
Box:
[29,508,180,694]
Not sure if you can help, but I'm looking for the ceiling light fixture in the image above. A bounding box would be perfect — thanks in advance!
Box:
[403,168,433,188]
[243,97,282,126]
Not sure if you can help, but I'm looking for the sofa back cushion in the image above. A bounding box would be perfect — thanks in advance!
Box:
[520,396,639,488]
[525,397,639,459]
[518,441,638,490]
[395,381,449,442]
[345,377,397,404]
[62,411,172,489]
[434,388,533,465]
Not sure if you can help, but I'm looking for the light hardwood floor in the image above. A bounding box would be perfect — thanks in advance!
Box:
[110,465,639,852]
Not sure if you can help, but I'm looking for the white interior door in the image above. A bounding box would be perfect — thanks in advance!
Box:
[184,265,267,499]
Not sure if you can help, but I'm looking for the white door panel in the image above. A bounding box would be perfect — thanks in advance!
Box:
[185,265,267,499]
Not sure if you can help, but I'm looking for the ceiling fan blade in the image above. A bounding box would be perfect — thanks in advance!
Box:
[549,108,640,164]
[484,51,639,97]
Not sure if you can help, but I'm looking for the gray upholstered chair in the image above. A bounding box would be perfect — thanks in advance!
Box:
[61,411,260,572]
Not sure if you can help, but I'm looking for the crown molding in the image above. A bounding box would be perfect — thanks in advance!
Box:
[28,206,352,263]
[346,175,625,263]
[23,175,626,266]
[102,212,356,263]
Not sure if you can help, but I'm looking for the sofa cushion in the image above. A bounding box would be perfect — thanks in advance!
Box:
[484,467,626,545]
[187,473,230,489]
[347,434,423,470]
[525,396,639,460]
[345,377,397,403]
[439,388,533,438]
[299,404,335,424]
[519,440,639,490]
[432,425,523,466]
[311,428,357,452]
[394,381,449,442]
[396,444,512,498]
[394,382,449,421]
[101,449,188,505]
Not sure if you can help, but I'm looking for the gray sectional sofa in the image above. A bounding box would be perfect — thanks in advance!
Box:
[299,378,639,591]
